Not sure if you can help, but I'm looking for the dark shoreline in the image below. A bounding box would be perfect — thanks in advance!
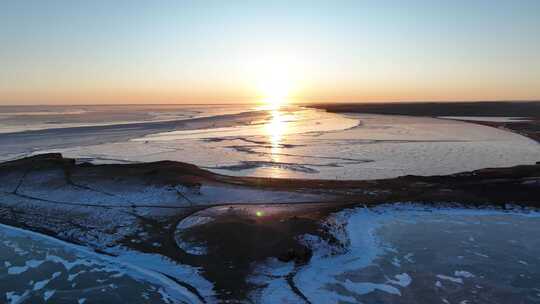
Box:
[309,101,540,143]
[309,101,540,117]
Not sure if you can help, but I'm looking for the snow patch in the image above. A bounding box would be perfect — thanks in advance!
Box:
[436,274,464,284]
[454,270,475,278]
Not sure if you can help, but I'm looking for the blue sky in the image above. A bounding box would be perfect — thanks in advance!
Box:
[1,0,539,104]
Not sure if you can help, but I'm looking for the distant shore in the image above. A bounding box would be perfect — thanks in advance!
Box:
[309,101,540,143]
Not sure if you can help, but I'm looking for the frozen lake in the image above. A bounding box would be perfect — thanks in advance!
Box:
[1,105,540,303]
[1,105,538,180]
[3,205,539,303]
[0,224,205,304]
[250,205,540,303]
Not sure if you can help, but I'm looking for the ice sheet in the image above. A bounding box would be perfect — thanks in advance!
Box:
[250,204,540,303]
[32,108,540,180]
[0,223,210,304]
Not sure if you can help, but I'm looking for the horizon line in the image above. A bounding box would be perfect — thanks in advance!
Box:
[1,99,540,107]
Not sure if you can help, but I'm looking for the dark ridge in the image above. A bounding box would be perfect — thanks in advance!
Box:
[2,154,540,206]
[308,101,540,117]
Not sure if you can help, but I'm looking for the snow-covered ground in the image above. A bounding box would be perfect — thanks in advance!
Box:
[4,203,540,303]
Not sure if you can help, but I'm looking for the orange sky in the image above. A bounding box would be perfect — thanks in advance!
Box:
[1,1,539,105]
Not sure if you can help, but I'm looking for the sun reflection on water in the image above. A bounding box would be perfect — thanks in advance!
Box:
[263,106,288,177]
[266,109,285,149]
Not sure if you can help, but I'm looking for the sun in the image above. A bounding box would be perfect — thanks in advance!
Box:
[259,75,291,109]
[242,50,302,109]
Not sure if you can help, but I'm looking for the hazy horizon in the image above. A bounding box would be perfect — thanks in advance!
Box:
[1,99,540,107]
[2,0,540,105]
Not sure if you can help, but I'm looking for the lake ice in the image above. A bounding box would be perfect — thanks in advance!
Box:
[249,205,540,304]
[3,105,537,180]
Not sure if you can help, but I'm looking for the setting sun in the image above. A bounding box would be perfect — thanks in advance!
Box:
[259,76,290,108]
[256,65,296,108]
[241,50,303,108]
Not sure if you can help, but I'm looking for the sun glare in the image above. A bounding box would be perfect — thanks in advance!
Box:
[243,50,302,109]
[260,75,291,109]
